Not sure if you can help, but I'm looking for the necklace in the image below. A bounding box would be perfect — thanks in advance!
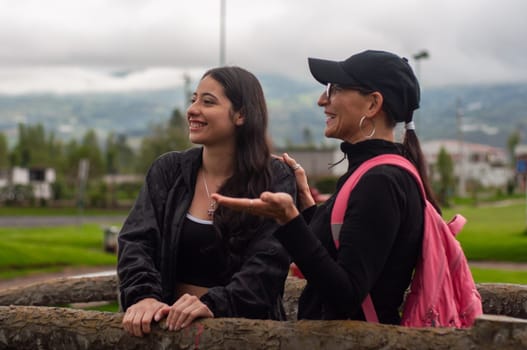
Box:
[202,171,217,219]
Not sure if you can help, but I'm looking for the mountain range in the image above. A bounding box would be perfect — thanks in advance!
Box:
[0,74,525,150]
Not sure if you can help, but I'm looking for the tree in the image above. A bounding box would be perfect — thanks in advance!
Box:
[77,129,104,180]
[301,127,315,149]
[136,108,191,174]
[62,139,81,182]
[10,123,64,169]
[507,129,521,167]
[105,133,135,175]
[169,107,187,129]
[436,147,455,206]
[104,133,136,207]
[0,132,8,169]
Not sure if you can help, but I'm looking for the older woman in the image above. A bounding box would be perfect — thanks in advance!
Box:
[214,50,440,324]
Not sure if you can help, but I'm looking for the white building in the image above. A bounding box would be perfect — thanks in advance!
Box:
[275,147,347,179]
[280,139,514,197]
[0,167,56,200]
[421,139,513,192]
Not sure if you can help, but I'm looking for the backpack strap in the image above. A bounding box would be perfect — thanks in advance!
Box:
[330,154,425,323]
[331,154,426,246]
[447,214,467,237]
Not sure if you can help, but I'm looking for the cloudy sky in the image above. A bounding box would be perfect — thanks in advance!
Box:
[1,0,526,94]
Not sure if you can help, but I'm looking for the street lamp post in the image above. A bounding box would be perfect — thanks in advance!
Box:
[456,98,466,197]
[412,50,429,84]
[219,0,226,66]
[412,50,429,130]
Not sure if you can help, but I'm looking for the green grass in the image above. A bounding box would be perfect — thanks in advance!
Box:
[0,201,526,285]
[443,202,527,262]
[471,268,527,284]
[79,301,120,312]
[0,224,117,279]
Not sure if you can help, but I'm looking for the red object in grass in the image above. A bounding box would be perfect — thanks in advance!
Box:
[310,187,330,203]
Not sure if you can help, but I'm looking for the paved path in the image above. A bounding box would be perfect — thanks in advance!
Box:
[469,261,527,271]
[0,215,126,227]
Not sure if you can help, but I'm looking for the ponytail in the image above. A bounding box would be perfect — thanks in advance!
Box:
[402,126,441,213]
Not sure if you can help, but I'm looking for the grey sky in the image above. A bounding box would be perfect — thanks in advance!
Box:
[1,0,526,94]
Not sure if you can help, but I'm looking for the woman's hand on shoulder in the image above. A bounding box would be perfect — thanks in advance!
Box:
[275,153,316,211]
[122,298,168,337]
[212,191,300,225]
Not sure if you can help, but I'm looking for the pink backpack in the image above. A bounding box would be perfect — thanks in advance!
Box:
[331,154,483,328]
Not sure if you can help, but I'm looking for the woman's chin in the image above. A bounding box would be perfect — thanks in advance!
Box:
[324,128,337,139]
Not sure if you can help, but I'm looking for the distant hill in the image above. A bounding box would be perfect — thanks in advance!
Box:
[0,75,525,149]
[418,84,527,148]
[0,90,185,144]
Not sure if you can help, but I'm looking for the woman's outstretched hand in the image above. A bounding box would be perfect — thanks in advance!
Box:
[212,191,300,225]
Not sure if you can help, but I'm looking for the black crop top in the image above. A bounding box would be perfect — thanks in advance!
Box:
[176,213,228,287]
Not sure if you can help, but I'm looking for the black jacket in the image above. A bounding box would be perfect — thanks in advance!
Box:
[118,147,296,320]
[275,140,424,324]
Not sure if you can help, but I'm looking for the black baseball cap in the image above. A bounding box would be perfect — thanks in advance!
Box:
[308,50,420,123]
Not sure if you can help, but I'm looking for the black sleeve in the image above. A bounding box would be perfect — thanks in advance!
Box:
[274,170,402,316]
[117,156,173,310]
[200,161,297,319]
[301,204,318,223]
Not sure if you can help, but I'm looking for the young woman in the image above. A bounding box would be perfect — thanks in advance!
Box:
[214,50,440,324]
[118,66,296,336]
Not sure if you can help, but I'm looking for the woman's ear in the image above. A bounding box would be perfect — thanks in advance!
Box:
[234,112,245,126]
[367,92,384,116]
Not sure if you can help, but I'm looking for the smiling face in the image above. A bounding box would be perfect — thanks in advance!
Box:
[318,84,373,143]
[186,75,244,147]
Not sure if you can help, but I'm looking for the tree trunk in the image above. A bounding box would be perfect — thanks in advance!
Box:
[1,276,526,320]
[0,275,117,306]
[1,306,527,350]
[1,277,527,349]
[478,282,527,319]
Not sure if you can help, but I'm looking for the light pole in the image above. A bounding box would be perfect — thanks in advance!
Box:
[219,0,226,66]
[456,98,466,197]
[412,50,429,84]
[412,50,429,130]
[183,73,192,109]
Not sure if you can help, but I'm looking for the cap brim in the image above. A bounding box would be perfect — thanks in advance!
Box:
[308,57,359,86]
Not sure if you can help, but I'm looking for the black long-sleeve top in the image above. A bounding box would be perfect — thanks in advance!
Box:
[117,147,297,320]
[275,140,424,324]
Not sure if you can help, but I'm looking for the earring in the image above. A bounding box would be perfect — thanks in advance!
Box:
[359,116,376,138]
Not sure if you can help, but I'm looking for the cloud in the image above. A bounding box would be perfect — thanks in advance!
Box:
[0,0,526,93]
[0,66,206,94]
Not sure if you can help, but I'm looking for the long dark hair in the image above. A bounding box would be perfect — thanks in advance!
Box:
[401,128,441,212]
[381,108,441,212]
[201,66,272,271]
[344,83,440,212]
